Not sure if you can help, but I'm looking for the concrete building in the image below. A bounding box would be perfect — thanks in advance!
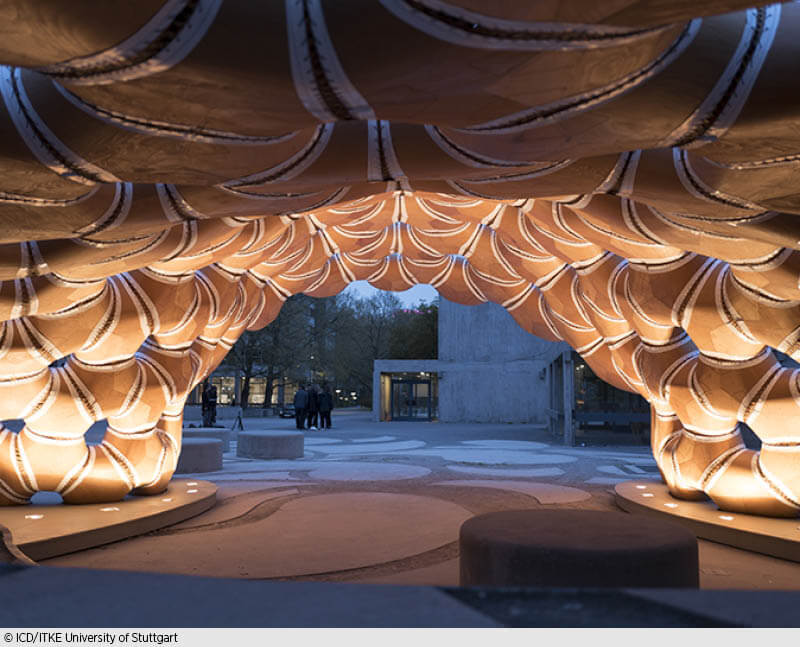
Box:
[374,297,568,424]
[436,298,570,424]
[373,297,650,445]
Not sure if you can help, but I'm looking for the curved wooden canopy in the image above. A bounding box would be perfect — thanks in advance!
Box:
[0,0,798,516]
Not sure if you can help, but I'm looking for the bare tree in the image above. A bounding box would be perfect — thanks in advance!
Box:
[224,289,423,409]
[388,300,438,359]
[330,291,402,403]
[221,294,308,408]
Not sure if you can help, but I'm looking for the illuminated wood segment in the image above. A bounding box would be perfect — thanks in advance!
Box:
[0,0,798,516]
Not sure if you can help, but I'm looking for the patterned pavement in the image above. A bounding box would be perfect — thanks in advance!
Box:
[44,410,800,589]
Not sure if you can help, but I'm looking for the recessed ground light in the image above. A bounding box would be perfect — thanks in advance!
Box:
[719,515,734,521]
[664,503,678,508]
[187,489,198,493]
[162,498,173,503]
[24,514,43,520]
[635,485,647,490]
[642,493,654,498]
[100,507,120,512]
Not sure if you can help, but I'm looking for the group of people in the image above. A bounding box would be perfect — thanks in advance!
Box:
[293,384,334,430]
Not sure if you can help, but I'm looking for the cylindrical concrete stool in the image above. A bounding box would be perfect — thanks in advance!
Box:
[183,428,231,453]
[175,438,223,474]
[237,431,304,459]
[459,509,698,588]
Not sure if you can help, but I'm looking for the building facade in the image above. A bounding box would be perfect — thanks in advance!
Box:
[374,297,568,424]
[374,297,650,445]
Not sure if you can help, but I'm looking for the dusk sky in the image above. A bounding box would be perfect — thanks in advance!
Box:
[342,281,438,307]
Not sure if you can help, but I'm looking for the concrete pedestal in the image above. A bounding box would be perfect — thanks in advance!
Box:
[459,509,698,588]
[183,428,231,452]
[615,480,800,562]
[176,438,223,474]
[237,431,304,459]
[0,480,217,560]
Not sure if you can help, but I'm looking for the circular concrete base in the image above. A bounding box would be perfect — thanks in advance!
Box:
[176,438,223,474]
[616,480,800,563]
[183,428,231,453]
[0,480,216,561]
[459,509,698,588]
[237,431,304,459]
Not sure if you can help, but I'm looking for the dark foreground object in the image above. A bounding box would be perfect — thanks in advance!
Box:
[460,509,699,588]
[2,564,798,627]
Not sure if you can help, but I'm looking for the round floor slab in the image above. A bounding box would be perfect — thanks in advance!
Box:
[303,437,343,445]
[406,448,577,465]
[433,480,591,504]
[308,440,426,454]
[461,440,549,450]
[307,462,431,481]
[46,492,473,579]
[445,465,565,478]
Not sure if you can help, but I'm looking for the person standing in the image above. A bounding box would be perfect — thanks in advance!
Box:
[306,384,320,430]
[293,384,308,430]
[208,384,218,425]
[318,384,334,429]
[201,381,211,427]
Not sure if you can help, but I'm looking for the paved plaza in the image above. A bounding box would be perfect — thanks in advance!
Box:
[51,411,800,589]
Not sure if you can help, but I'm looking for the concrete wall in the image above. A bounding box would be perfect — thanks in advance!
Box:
[439,298,559,362]
[436,298,567,424]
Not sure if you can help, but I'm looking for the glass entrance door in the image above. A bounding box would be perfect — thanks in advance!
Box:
[390,378,433,420]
